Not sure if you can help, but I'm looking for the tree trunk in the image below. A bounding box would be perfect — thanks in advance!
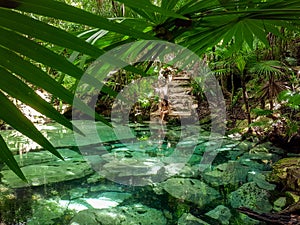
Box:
[238,207,300,225]
[241,72,252,132]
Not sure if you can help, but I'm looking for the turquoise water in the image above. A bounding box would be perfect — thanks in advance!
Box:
[0,122,283,224]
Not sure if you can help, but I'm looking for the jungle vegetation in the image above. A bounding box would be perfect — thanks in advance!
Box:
[0,0,300,180]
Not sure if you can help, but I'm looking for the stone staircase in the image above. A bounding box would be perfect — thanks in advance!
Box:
[151,71,198,120]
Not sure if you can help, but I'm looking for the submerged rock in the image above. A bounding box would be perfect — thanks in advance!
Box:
[203,161,249,187]
[68,188,88,200]
[229,182,272,213]
[205,205,231,225]
[1,158,93,188]
[161,178,220,208]
[28,199,75,225]
[70,204,167,225]
[177,213,210,225]
[250,173,276,191]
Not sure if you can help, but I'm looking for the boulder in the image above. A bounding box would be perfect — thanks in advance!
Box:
[229,182,272,213]
[273,197,287,212]
[203,161,249,187]
[205,205,231,225]
[1,150,93,188]
[177,213,210,225]
[161,178,220,208]
[268,157,300,192]
[70,204,167,225]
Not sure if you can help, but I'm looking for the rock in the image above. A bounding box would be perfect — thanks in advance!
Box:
[237,141,254,151]
[273,197,287,212]
[203,161,249,187]
[205,205,231,225]
[249,144,270,154]
[177,165,202,178]
[58,200,89,212]
[89,184,123,193]
[100,156,165,186]
[238,150,278,171]
[285,191,300,204]
[163,163,186,177]
[2,148,80,169]
[28,199,75,225]
[268,157,300,192]
[68,188,88,200]
[229,182,272,213]
[70,204,167,225]
[1,153,93,188]
[177,213,210,225]
[97,192,132,203]
[250,173,276,191]
[161,178,220,208]
[187,154,203,165]
[86,173,105,184]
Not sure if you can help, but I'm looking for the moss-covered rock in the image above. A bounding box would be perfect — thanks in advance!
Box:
[1,150,93,188]
[268,157,300,192]
[203,161,249,187]
[228,182,272,213]
[205,205,231,225]
[273,197,287,212]
[70,204,167,225]
[178,213,210,225]
[161,178,220,208]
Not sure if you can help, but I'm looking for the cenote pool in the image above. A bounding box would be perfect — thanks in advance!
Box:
[0,121,286,224]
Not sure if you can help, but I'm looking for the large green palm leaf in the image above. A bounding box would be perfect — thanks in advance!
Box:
[0,0,156,180]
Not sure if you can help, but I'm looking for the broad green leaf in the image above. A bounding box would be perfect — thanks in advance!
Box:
[243,22,254,49]
[0,46,75,104]
[0,27,83,80]
[0,47,107,124]
[0,135,26,181]
[289,94,300,109]
[236,56,246,73]
[251,108,273,116]
[222,23,238,47]
[249,121,270,127]
[0,67,78,133]
[116,0,186,19]
[278,90,292,102]
[0,9,148,79]
[0,8,104,58]
[0,91,63,160]
[247,20,269,46]
[234,23,244,50]
[162,0,179,11]
[179,0,220,15]
[0,28,122,97]
[14,0,155,40]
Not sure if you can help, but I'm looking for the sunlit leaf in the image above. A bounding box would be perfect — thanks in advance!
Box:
[0,91,63,160]
[14,0,155,40]
[0,135,26,181]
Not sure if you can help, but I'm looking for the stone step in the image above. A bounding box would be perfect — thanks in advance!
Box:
[150,111,192,117]
[172,76,190,80]
[168,81,190,86]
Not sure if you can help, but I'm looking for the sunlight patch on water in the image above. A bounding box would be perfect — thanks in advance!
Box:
[85,198,119,209]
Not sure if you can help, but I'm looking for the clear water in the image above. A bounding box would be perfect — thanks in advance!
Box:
[0,122,282,225]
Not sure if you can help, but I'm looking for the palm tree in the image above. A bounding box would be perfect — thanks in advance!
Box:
[1,0,300,179]
[250,60,289,110]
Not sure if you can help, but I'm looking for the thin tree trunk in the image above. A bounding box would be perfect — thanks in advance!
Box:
[241,72,252,132]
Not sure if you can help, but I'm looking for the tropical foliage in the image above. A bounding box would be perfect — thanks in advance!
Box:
[1,0,300,179]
